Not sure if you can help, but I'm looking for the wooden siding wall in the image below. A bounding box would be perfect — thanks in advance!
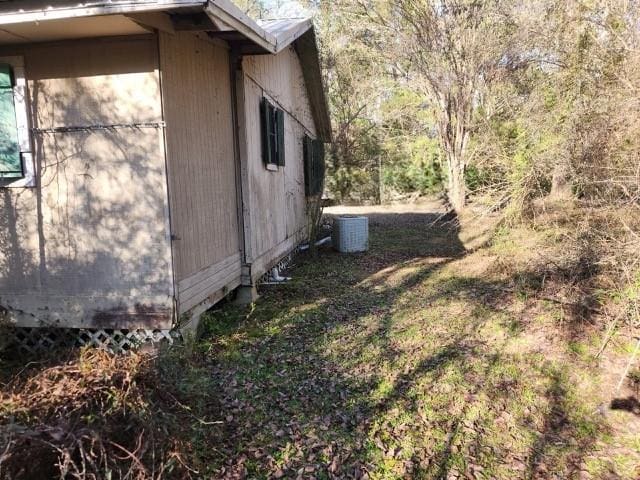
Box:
[242,46,317,275]
[159,32,242,314]
[0,36,174,328]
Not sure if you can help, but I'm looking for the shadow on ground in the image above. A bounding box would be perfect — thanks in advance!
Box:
[0,208,633,479]
[193,209,615,479]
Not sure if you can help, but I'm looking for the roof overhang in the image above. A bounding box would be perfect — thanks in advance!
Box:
[0,1,206,25]
[0,1,206,43]
[258,17,313,53]
[204,0,276,53]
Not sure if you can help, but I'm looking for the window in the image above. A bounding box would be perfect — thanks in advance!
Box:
[260,97,285,170]
[303,135,325,197]
[0,56,33,188]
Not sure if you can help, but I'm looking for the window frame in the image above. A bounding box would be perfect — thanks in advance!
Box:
[303,134,325,197]
[260,96,285,171]
[0,55,34,188]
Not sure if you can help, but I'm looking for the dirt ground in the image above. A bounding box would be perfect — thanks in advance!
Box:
[325,200,449,222]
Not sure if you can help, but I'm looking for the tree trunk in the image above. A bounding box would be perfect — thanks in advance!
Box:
[438,94,469,213]
[447,151,466,212]
[377,155,383,205]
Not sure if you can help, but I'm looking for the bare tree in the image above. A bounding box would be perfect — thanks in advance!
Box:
[349,0,511,211]
[398,0,513,211]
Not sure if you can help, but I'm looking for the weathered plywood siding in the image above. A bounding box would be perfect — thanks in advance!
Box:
[159,32,242,313]
[243,48,317,135]
[0,36,174,328]
[241,46,316,275]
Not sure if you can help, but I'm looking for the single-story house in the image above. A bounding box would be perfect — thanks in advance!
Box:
[0,0,330,348]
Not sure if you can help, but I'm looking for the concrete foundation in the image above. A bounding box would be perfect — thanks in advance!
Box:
[234,285,260,305]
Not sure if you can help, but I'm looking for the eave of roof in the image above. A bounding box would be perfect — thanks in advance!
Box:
[204,0,277,53]
[259,17,313,52]
[0,1,206,25]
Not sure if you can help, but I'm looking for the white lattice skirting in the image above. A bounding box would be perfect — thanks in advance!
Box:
[258,246,301,285]
[1,327,182,355]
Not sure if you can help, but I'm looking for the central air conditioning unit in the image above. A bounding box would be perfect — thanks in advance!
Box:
[332,216,369,253]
